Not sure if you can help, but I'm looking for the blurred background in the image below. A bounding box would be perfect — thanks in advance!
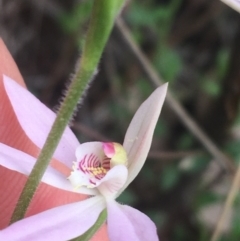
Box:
[1,0,240,240]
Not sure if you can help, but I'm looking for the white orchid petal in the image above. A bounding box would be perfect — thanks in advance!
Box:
[123,84,167,190]
[97,165,128,199]
[221,0,240,13]
[3,75,79,168]
[75,142,104,160]
[0,196,105,241]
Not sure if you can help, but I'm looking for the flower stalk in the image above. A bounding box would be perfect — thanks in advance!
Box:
[10,0,125,223]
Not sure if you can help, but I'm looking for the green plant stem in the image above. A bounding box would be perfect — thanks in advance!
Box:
[10,0,125,224]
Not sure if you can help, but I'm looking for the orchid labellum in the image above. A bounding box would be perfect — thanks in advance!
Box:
[0,69,167,240]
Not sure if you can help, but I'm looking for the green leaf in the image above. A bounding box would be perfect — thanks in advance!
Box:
[201,78,221,97]
[117,189,137,205]
[216,49,230,79]
[225,140,240,164]
[58,1,93,33]
[154,45,182,82]
[177,133,194,150]
[161,165,181,190]
[195,191,220,208]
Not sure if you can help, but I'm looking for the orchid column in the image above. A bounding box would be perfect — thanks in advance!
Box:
[11,0,125,224]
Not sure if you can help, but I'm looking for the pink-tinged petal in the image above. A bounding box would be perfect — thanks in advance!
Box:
[107,200,159,241]
[0,76,40,164]
[221,0,240,12]
[103,142,115,158]
[123,84,167,190]
[0,143,34,176]
[0,143,97,195]
[97,165,128,199]
[0,196,106,241]
[3,75,79,168]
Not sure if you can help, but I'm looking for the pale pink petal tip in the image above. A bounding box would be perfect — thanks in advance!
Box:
[122,83,168,190]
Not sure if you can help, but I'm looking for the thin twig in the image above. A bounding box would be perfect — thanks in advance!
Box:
[115,18,235,172]
[210,163,240,241]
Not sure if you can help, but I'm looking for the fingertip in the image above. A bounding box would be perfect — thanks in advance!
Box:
[0,39,25,87]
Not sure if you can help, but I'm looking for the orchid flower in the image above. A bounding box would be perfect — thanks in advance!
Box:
[0,72,167,240]
[221,0,240,13]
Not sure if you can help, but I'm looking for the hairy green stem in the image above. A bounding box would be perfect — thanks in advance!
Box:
[11,0,124,223]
